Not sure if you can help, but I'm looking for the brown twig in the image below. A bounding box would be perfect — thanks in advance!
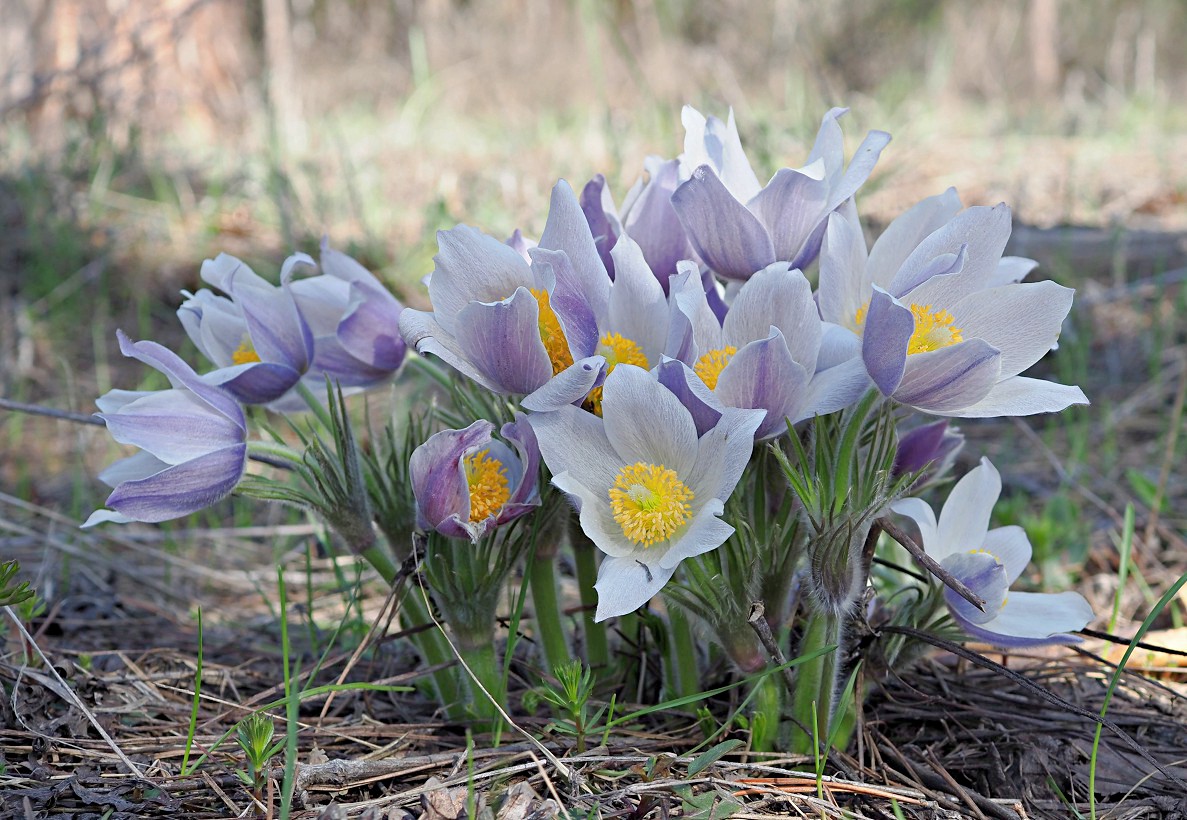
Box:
[876,516,987,612]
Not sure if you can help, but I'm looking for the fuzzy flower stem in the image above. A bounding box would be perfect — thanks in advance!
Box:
[456,637,502,726]
[572,532,609,672]
[666,604,700,700]
[528,546,571,675]
[296,380,335,432]
[401,589,463,719]
[246,440,305,468]
[790,610,843,755]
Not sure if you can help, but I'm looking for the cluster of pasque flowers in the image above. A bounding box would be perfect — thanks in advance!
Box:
[88,105,1094,651]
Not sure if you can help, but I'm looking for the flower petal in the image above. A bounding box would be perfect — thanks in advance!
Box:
[825,128,892,213]
[723,263,820,368]
[409,420,492,533]
[531,248,600,359]
[867,187,963,287]
[594,554,677,621]
[796,357,871,422]
[747,167,829,263]
[683,408,764,503]
[861,287,913,396]
[942,551,1008,625]
[539,180,611,315]
[935,376,1089,418]
[672,166,776,281]
[399,309,511,393]
[607,234,669,362]
[937,457,1000,556]
[982,525,1033,586]
[580,173,622,279]
[817,209,871,327]
[99,390,245,465]
[714,331,805,440]
[954,590,1093,647]
[454,288,555,394]
[655,358,725,437]
[98,444,247,523]
[659,499,733,570]
[601,365,698,476]
[208,361,305,404]
[429,225,535,335]
[528,405,621,495]
[892,204,1013,305]
[889,497,942,559]
[115,331,244,424]
[520,355,605,412]
[951,281,1074,378]
[894,339,1002,413]
[622,157,691,285]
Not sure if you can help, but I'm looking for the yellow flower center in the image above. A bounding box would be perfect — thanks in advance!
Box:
[530,288,574,376]
[232,335,261,365]
[854,301,963,355]
[584,332,649,416]
[608,462,694,547]
[694,346,737,390]
[464,451,510,522]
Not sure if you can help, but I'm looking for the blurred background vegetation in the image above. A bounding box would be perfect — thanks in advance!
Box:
[1,1,1184,605]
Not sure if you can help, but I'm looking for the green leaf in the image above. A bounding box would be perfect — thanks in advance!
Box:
[686,739,744,777]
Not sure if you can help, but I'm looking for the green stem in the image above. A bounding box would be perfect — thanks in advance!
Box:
[790,610,842,755]
[360,544,398,585]
[750,672,782,753]
[617,611,640,694]
[458,639,502,726]
[528,548,571,675]
[296,380,335,431]
[572,534,609,672]
[406,353,455,392]
[246,440,305,467]
[667,605,700,700]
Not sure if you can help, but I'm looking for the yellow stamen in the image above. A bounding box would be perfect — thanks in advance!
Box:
[906,304,963,354]
[854,300,963,355]
[464,450,510,522]
[530,288,574,376]
[232,335,261,365]
[694,346,738,390]
[585,332,649,416]
[609,462,694,547]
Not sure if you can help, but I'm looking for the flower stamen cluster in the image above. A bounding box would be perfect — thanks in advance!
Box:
[693,346,737,390]
[464,451,511,522]
[906,304,963,354]
[609,462,694,547]
[531,287,574,375]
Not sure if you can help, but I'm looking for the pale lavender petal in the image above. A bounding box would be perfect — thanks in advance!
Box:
[410,420,491,533]
[937,376,1088,418]
[337,280,406,372]
[942,551,1008,625]
[817,323,862,371]
[892,419,952,476]
[714,332,807,441]
[817,209,871,327]
[807,107,848,183]
[861,288,913,396]
[551,470,636,560]
[500,415,542,510]
[539,180,611,312]
[429,225,534,335]
[867,187,963,287]
[936,457,999,556]
[97,451,168,488]
[528,405,620,495]
[666,266,723,364]
[319,239,382,287]
[580,174,622,279]
[505,229,537,262]
[982,525,1033,586]
[672,166,777,281]
[594,554,677,621]
[683,407,764,503]
[987,256,1038,287]
[99,391,245,464]
[601,365,697,476]
[951,281,1074,378]
[399,309,510,393]
[82,509,136,527]
[520,355,604,412]
[888,497,941,558]
[825,129,892,213]
[530,248,600,359]
[607,235,669,363]
[889,247,967,301]
[208,361,304,404]
[954,591,1093,647]
[115,331,244,424]
[454,288,555,394]
[178,289,243,367]
[622,158,691,285]
[796,357,870,422]
[99,444,247,523]
[655,358,724,437]
[224,265,312,370]
[747,166,829,263]
[95,389,150,415]
[723,263,819,367]
[659,500,733,570]
[893,340,1002,413]
[893,204,1013,305]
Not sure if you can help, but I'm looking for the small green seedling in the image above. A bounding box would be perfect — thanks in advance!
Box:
[235,711,285,801]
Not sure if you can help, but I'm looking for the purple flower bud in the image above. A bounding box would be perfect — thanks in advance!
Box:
[410,415,541,542]
[84,331,247,526]
[892,420,963,486]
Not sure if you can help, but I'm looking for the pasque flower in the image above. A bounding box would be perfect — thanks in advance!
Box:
[410,415,541,542]
[817,194,1088,416]
[890,458,1094,647]
[671,106,890,280]
[529,365,764,620]
[664,262,870,440]
[84,331,247,526]
[178,252,314,404]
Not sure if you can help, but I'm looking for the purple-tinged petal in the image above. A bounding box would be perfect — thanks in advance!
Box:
[607,235,669,362]
[893,204,1013,305]
[861,287,913,396]
[894,340,1001,413]
[208,361,304,404]
[539,180,611,311]
[889,247,967,301]
[817,209,871,327]
[817,323,862,371]
[666,266,724,364]
[951,281,1074,378]
[702,268,730,325]
[98,391,245,464]
[825,128,892,213]
[953,591,1093,648]
[580,174,622,279]
[867,188,962,287]
[531,248,600,359]
[796,357,870,422]
[723,263,819,366]
[400,309,512,393]
[520,355,604,412]
[429,225,535,335]
[747,166,829,263]
[454,288,555,395]
[681,106,762,204]
[337,281,406,372]
[683,407,764,503]
[807,107,849,182]
[935,376,1088,418]
[714,331,808,441]
[500,415,541,510]
[97,444,248,523]
[982,525,1033,586]
[410,420,492,534]
[601,365,697,476]
[177,289,243,367]
[222,264,313,370]
[622,158,691,286]
[551,470,636,560]
[942,551,1008,625]
[672,166,777,281]
[97,451,169,488]
[656,358,723,437]
[893,419,953,477]
[506,229,537,262]
[936,457,999,556]
[528,405,621,496]
[114,331,244,425]
[594,554,677,621]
